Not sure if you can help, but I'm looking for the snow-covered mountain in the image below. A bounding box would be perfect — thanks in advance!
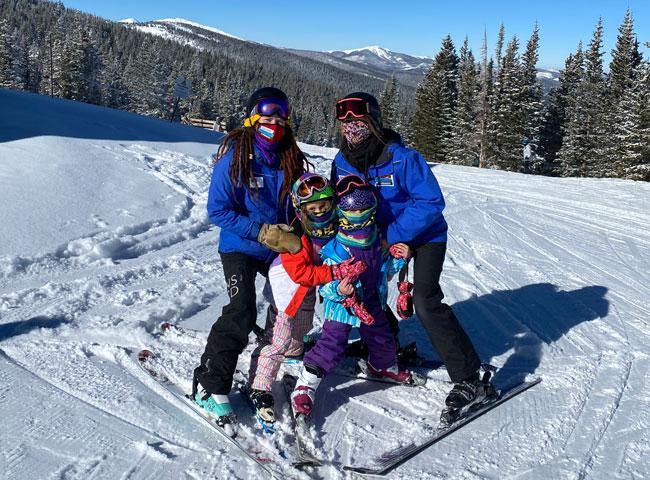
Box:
[2,87,649,479]
[121,18,559,91]
[126,17,244,50]
[328,45,432,75]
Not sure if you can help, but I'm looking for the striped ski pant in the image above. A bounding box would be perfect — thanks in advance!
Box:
[249,291,316,391]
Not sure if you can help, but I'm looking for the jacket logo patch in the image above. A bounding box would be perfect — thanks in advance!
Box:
[375,174,394,187]
[250,176,264,188]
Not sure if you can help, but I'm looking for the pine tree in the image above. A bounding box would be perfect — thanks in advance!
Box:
[630,61,650,180]
[379,76,399,130]
[412,35,458,162]
[608,10,637,101]
[607,10,643,177]
[125,42,185,118]
[487,36,524,171]
[0,18,14,88]
[59,26,100,102]
[558,18,607,177]
[494,24,505,75]
[448,37,479,165]
[538,43,584,173]
[40,18,66,98]
[194,77,214,119]
[520,24,543,172]
[477,30,493,168]
[100,56,129,109]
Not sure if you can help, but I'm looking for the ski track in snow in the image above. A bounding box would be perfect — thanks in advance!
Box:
[1,95,650,479]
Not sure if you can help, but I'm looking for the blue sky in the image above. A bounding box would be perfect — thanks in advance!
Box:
[63,0,650,70]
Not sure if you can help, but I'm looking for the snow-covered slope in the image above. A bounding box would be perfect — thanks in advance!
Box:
[126,18,244,51]
[1,88,649,480]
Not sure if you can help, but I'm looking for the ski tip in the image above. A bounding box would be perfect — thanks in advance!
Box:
[292,458,323,469]
[137,349,154,362]
[160,322,174,332]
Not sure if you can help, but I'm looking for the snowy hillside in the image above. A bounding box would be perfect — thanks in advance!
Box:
[1,88,649,480]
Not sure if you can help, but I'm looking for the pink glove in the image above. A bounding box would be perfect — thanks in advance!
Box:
[332,258,367,282]
[342,295,375,325]
[396,281,414,319]
[389,244,402,258]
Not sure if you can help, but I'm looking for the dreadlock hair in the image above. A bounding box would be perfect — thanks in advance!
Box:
[215,126,313,201]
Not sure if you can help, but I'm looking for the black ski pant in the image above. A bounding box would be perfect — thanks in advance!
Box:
[409,242,481,383]
[196,252,270,395]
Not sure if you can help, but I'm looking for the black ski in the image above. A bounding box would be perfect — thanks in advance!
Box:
[135,349,282,477]
[281,374,323,468]
[343,377,542,476]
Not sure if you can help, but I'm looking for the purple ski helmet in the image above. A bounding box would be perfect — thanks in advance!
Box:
[338,187,377,212]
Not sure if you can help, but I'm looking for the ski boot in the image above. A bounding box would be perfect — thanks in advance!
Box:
[366,361,427,386]
[345,339,369,359]
[396,341,419,364]
[440,364,497,425]
[291,364,322,417]
[192,367,237,436]
[248,388,276,433]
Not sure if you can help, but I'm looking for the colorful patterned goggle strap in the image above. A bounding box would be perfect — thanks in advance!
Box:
[335,174,368,197]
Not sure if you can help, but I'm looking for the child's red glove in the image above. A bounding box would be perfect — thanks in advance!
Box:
[396,281,414,319]
[332,258,367,282]
[342,295,374,325]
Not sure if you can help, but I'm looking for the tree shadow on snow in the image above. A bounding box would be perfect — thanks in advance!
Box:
[0,316,70,342]
[397,283,609,388]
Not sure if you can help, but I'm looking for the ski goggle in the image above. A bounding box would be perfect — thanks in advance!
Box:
[335,174,368,197]
[253,97,291,120]
[293,174,330,200]
[335,98,370,121]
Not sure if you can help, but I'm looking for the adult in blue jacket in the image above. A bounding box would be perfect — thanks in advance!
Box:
[331,92,486,418]
[193,87,308,428]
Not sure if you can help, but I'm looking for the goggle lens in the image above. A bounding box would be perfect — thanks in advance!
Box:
[335,98,369,121]
[297,175,327,199]
[255,97,291,120]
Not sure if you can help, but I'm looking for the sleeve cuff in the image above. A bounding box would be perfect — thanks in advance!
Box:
[250,222,262,240]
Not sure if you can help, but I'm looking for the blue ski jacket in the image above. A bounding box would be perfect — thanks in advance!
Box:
[207,144,293,262]
[330,141,448,247]
[318,238,405,328]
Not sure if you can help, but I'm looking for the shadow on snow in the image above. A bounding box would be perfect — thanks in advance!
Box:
[0,316,70,342]
[398,283,609,388]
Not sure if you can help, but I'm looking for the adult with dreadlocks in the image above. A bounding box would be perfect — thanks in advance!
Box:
[193,87,310,430]
[330,92,491,424]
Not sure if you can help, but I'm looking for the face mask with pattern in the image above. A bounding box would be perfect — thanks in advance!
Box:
[300,206,338,240]
[336,206,377,248]
[342,120,372,146]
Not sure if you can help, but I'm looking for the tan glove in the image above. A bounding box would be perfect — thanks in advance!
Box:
[257,223,301,253]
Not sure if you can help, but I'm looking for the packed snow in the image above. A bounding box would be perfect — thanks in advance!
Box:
[156,18,243,41]
[1,88,649,480]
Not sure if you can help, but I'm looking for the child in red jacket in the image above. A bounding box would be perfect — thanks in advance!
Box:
[246,173,365,431]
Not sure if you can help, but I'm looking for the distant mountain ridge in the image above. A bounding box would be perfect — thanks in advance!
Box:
[329,46,432,75]
[125,19,559,90]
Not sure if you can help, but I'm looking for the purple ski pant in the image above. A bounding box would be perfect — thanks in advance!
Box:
[303,303,397,375]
